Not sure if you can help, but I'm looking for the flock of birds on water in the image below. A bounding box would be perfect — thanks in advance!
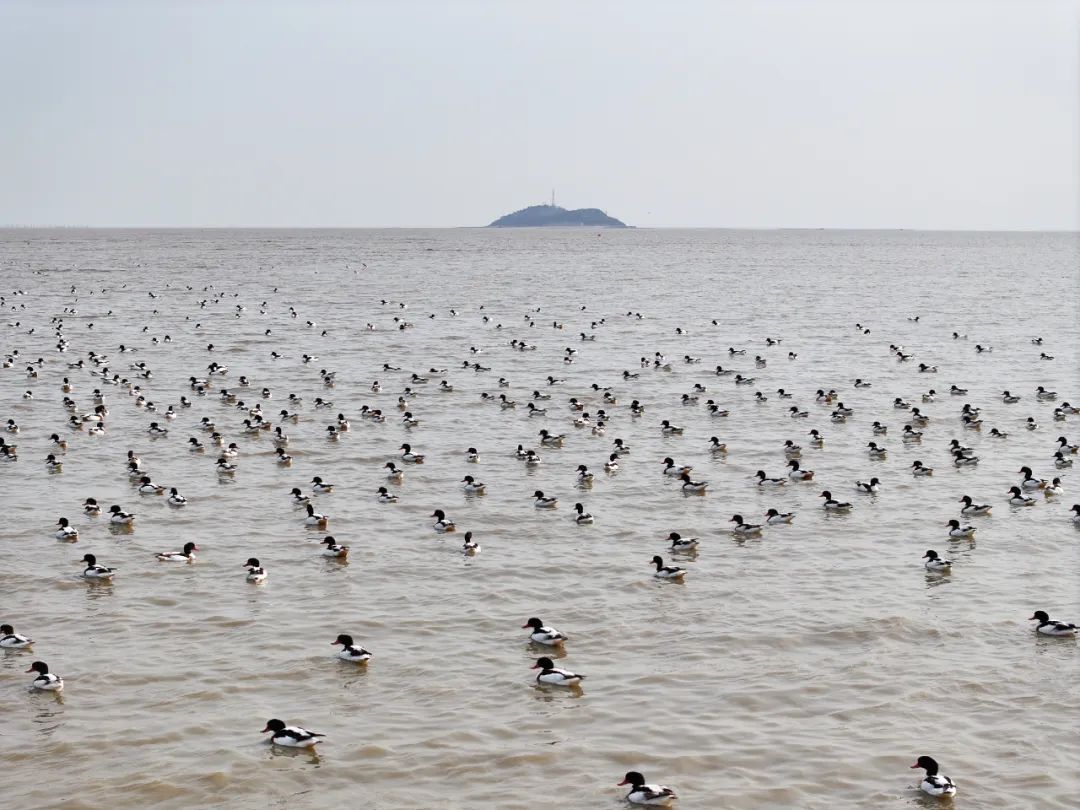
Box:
[2,278,1078,805]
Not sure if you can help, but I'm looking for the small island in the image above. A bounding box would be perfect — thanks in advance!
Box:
[488,204,628,228]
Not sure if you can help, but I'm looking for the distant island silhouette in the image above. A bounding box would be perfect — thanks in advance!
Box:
[488,204,628,228]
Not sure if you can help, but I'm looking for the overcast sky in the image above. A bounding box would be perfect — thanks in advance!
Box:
[1,0,1076,229]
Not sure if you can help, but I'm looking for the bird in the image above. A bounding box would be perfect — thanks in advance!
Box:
[617,771,678,806]
[531,656,584,686]
[765,509,795,524]
[729,514,762,535]
[651,555,686,579]
[26,661,63,691]
[431,509,456,531]
[1007,486,1036,506]
[946,519,976,538]
[533,490,558,508]
[304,504,329,527]
[261,719,324,748]
[911,461,934,476]
[923,550,952,571]
[666,532,700,550]
[332,633,372,662]
[1029,610,1076,636]
[321,536,349,557]
[376,487,399,503]
[854,478,880,494]
[461,475,486,494]
[679,473,707,493]
[244,557,267,582]
[54,517,78,541]
[573,503,594,523]
[662,457,692,476]
[820,491,852,511]
[156,542,198,562]
[959,495,991,515]
[755,470,787,487]
[80,553,116,579]
[0,624,33,648]
[910,756,956,797]
[522,617,567,646]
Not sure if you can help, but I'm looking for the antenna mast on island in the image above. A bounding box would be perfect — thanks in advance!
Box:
[551,189,555,207]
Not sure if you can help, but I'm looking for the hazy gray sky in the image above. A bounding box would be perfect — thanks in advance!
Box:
[1,0,1076,229]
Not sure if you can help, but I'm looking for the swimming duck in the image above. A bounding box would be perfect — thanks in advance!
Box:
[138,476,165,495]
[958,495,991,515]
[1018,466,1047,489]
[820,491,852,511]
[1002,391,1021,404]
[54,517,78,541]
[651,555,686,579]
[949,385,968,396]
[789,406,808,418]
[44,454,63,472]
[460,530,480,555]
[922,390,936,403]
[1029,610,1077,636]
[949,451,978,468]
[871,421,888,435]
[332,633,371,661]
[261,719,324,748]
[49,434,68,451]
[533,491,558,509]
[383,462,405,482]
[662,457,692,476]
[782,440,801,457]
[706,402,729,417]
[729,514,762,535]
[1036,386,1057,401]
[854,478,880,494]
[321,536,349,557]
[1007,486,1036,506]
[311,476,334,494]
[147,422,168,437]
[946,519,976,538]
[532,656,584,686]
[1054,452,1073,469]
[304,504,329,527]
[617,771,678,806]
[26,661,63,691]
[573,502,594,523]
[81,553,116,579]
[923,550,952,571]
[787,460,814,480]
[1026,417,1039,431]
[108,505,135,525]
[165,488,187,507]
[679,473,707,493]
[431,509,456,531]
[901,426,923,442]
[461,475,486,494]
[808,429,824,447]
[603,453,621,472]
[522,617,567,646]
[243,558,267,582]
[0,624,33,648]
[1044,477,1064,496]
[157,542,198,562]
[989,428,1008,439]
[216,457,238,474]
[866,442,887,459]
[755,470,787,487]
[910,756,956,797]
[399,443,425,463]
[372,485,398,503]
[274,447,293,464]
[539,429,566,447]
[574,465,594,485]
[765,508,795,524]
[83,498,101,516]
[666,531,700,550]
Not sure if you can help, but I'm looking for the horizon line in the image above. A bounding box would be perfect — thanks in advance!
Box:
[0,225,1076,234]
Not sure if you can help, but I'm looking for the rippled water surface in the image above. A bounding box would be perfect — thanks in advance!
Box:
[1,228,1078,809]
